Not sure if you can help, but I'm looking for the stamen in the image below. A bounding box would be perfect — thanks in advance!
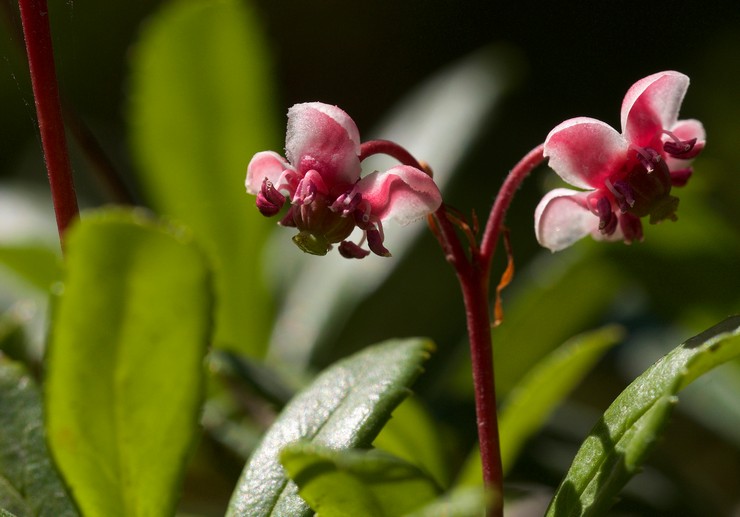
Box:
[330,191,362,216]
[353,200,373,229]
[596,196,618,235]
[631,146,662,173]
[612,180,636,211]
[367,224,391,257]
[338,240,370,259]
[256,179,286,217]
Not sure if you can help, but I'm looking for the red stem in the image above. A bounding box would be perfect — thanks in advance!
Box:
[362,138,546,517]
[480,144,545,269]
[359,139,424,170]
[18,0,79,247]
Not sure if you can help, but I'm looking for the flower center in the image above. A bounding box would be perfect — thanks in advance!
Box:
[609,147,679,224]
[290,194,356,255]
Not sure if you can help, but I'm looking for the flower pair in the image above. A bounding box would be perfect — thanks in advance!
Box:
[246,103,442,258]
[535,71,705,251]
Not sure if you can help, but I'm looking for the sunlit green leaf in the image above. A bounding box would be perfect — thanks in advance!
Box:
[226,338,434,516]
[0,245,60,292]
[372,396,450,489]
[45,209,213,517]
[281,441,439,516]
[128,0,278,356]
[0,358,78,517]
[546,315,740,516]
[457,325,623,486]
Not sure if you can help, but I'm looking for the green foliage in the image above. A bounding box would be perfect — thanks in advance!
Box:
[403,487,490,517]
[546,315,740,516]
[373,396,450,488]
[226,338,434,517]
[128,0,278,357]
[0,246,60,292]
[0,358,77,517]
[492,251,624,398]
[44,209,213,517]
[280,442,440,516]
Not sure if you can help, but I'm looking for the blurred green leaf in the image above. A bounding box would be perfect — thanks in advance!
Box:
[0,246,61,292]
[280,441,439,517]
[0,357,78,517]
[45,209,213,517]
[373,396,450,489]
[404,487,490,517]
[208,349,297,408]
[546,315,740,517]
[457,325,623,486]
[226,338,434,517]
[492,251,624,398]
[128,0,278,356]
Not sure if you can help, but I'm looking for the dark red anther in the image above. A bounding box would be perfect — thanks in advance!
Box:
[256,179,286,217]
[367,227,391,257]
[338,240,370,259]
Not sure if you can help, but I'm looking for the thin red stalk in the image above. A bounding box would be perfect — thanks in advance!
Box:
[460,262,502,516]
[359,139,424,170]
[480,144,545,268]
[18,0,79,246]
[365,138,546,517]
[433,211,502,517]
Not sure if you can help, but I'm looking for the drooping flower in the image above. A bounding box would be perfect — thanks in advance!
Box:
[246,102,442,258]
[535,71,705,252]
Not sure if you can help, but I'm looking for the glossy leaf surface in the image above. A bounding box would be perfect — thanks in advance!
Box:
[0,358,77,517]
[280,441,439,516]
[227,338,434,516]
[546,315,740,516]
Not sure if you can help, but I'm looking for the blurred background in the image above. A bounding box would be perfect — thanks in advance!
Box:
[1,0,739,515]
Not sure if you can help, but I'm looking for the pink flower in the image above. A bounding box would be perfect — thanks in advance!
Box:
[246,102,442,257]
[535,71,705,252]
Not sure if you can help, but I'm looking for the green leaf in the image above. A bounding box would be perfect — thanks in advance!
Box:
[457,325,623,486]
[280,442,440,517]
[404,487,490,517]
[0,245,61,292]
[45,209,213,517]
[373,396,450,488]
[226,338,434,517]
[491,250,624,398]
[546,315,740,516]
[0,358,78,517]
[128,0,278,357]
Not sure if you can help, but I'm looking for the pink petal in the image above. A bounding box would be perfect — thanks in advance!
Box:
[669,118,705,143]
[544,117,630,190]
[621,71,689,147]
[285,102,362,187]
[246,151,292,194]
[534,188,622,252]
[352,166,442,225]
